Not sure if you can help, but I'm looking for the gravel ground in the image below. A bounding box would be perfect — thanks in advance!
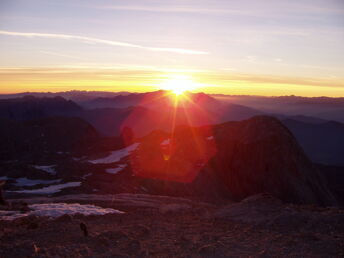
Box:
[0,195,343,257]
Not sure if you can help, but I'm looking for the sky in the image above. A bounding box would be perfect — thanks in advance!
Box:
[0,0,343,96]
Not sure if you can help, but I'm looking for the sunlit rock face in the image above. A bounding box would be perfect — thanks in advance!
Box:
[209,116,337,206]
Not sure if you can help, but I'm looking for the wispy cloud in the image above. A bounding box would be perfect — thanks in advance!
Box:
[201,72,344,88]
[0,30,208,55]
[98,3,344,20]
[1,66,343,88]
[98,5,250,15]
[39,50,87,60]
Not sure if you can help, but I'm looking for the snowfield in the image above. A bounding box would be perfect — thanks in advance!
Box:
[30,203,124,217]
[10,182,81,194]
[0,210,28,221]
[105,164,127,175]
[82,173,92,179]
[0,203,124,220]
[33,165,57,175]
[0,177,61,187]
[89,143,140,164]
[14,178,61,187]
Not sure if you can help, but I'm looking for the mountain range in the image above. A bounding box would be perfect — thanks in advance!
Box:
[0,91,343,165]
[0,91,342,206]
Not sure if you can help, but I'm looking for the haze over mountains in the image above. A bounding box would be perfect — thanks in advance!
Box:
[216,94,344,123]
[1,90,343,257]
[1,91,343,166]
[0,90,343,207]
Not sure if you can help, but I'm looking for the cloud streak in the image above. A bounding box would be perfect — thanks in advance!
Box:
[200,72,344,88]
[0,30,208,55]
[1,66,343,88]
[98,3,344,16]
[99,5,250,15]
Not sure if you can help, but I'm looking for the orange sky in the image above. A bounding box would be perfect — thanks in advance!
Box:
[1,67,344,97]
[1,0,343,97]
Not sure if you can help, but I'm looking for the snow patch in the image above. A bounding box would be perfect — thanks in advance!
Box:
[82,173,92,179]
[105,164,127,175]
[33,165,57,175]
[0,203,124,220]
[73,156,86,162]
[0,210,28,220]
[14,178,61,187]
[10,182,81,194]
[89,143,140,164]
[29,203,124,217]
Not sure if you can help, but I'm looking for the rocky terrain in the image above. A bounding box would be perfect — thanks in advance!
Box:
[0,93,343,257]
[0,194,343,257]
[0,116,340,206]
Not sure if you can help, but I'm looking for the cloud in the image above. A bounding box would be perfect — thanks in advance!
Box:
[201,72,344,88]
[98,5,249,15]
[39,51,87,60]
[98,3,344,20]
[1,66,344,96]
[0,30,208,55]
[1,66,343,89]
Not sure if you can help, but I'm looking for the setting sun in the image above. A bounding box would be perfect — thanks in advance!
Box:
[160,75,199,95]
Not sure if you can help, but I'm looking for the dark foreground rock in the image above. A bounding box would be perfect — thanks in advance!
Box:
[131,116,338,206]
[209,116,338,206]
[0,194,343,257]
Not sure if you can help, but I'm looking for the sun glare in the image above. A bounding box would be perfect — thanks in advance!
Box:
[160,75,199,96]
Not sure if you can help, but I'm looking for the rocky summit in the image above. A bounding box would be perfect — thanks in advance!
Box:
[127,116,338,206]
[207,116,338,206]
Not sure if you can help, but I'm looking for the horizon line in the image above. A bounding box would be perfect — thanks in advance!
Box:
[1,89,343,99]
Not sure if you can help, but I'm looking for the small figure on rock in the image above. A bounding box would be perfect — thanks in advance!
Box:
[80,222,88,237]
[0,180,7,206]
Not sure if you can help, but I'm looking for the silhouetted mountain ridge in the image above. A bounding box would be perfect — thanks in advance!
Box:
[0,116,101,160]
[130,116,337,206]
[0,93,343,167]
[0,96,82,121]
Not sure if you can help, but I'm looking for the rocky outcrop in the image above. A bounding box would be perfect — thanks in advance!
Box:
[1,193,343,257]
[131,116,337,206]
[0,181,6,205]
[1,114,337,207]
[213,194,344,232]
[209,116,337,206]
[0,117,105,159]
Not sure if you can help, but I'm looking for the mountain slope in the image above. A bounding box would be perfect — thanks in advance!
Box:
[208,116,336,205]
[0,96,82,121]
[132,116,337,205]
[0,94,262,138]
[0,117,101,160]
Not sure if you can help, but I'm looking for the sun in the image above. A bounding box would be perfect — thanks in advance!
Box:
[160,75,199,96]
